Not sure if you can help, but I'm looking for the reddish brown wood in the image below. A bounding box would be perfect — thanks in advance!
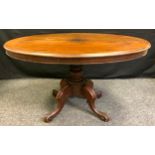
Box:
[3,33,151,122]
[4,33,151,65]
[44,65,110,122]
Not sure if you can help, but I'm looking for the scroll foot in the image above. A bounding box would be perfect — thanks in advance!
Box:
[52,89,58,97]
[95,90,103,99]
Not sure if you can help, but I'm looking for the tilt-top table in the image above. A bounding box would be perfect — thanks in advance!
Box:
[4,33,151,123]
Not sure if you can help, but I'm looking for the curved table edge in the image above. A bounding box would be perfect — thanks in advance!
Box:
[5,50,148,65]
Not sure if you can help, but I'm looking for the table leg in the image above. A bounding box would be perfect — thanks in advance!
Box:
[44,85,72,123]
[83,85,110,122]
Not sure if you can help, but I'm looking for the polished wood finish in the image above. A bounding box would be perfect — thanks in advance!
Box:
[3,33,151,122]
[4,33,151,65]
[44,65,109,122]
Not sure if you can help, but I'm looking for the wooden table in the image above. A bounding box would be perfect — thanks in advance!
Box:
[4,33,151,122]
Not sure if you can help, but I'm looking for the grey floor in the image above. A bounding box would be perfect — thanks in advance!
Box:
[0,78,155,126]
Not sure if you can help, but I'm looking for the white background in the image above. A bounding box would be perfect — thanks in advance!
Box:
[0,0,155,28]
[0,0,155,155]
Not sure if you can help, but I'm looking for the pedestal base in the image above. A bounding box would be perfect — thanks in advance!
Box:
[44,65,110,123]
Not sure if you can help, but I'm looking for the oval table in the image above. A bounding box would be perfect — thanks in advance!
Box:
[4,33,151,123]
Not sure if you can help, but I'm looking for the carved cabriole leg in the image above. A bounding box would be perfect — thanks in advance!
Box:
[85,79,103,98]
[82,85,110,122]
[44,85,72,123]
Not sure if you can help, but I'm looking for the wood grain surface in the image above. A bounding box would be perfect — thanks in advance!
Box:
[4,33,151,64]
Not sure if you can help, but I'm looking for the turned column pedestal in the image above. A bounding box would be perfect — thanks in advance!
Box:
[44,65,110,122]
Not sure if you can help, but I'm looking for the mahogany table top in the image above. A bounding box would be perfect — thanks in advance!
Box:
[4,33,151,64]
